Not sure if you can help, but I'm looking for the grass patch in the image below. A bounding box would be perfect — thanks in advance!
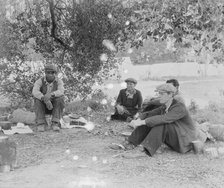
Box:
[189,100,224,124]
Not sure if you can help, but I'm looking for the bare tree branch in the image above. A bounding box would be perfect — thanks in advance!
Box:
[46,0,71,51]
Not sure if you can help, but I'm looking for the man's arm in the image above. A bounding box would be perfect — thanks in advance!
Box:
[145,103,187,127]
[52,79,64,97]
[137,91,143,110]
[32,78,44,100]
[116,90,123,105]
[139,106,163,120]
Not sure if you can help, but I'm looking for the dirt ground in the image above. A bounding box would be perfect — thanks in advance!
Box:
[1,78,224,188]
[1,113,224,188]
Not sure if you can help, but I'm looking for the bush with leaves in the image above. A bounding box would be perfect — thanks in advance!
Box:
[0,0,135,107]
[2,0,224,108]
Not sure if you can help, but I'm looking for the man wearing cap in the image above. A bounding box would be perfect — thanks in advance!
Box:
[110,78,142,122]
[32,64,64,132]
[142,79,185,112]
[111,83,197,156]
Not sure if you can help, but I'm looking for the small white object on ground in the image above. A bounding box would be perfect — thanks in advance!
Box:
[102,159,107,164]
[65,149,71,155]
[125,20,130,25]
[92,156,97,161]
[106,116,111,122]
[107,13,112,19]
[127,48,133,54]
[73,155,79,160]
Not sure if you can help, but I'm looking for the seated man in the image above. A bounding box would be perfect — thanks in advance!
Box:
[32,64,65,132]
[142,78,184,112]
[113,83,198,156]
[111,78,142,122]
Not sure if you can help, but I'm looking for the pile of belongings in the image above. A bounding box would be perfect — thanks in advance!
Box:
[0,111,34,135]
[60,113,95,131]
[0,122,33,135]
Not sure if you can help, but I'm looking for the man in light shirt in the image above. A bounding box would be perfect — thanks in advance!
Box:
[32,64,64,132]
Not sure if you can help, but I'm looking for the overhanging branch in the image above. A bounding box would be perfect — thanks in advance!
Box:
[46,0,71,50]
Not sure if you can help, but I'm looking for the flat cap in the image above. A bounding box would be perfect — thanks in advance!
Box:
[125,78,137,84]
[155,83,176,93]
[45,64,57,72]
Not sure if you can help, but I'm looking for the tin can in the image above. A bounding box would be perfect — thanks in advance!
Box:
[192,140,204,154]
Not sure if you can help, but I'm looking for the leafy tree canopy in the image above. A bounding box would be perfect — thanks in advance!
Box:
[1,0,224,107]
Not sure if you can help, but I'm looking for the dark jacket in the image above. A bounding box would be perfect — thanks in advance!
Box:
[140,99,197,153]
[116,89,142,115]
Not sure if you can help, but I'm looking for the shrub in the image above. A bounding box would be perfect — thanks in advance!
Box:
[191,101,224,124]
[188,99,199,115]
[64,89,113,114]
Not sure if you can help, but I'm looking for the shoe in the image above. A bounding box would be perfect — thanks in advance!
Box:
[109,141,135,151]
[37,124,45,132]
[52,122,60,131]
[122,141,135,150]
[143,148,152,157]
[110,114,116,120]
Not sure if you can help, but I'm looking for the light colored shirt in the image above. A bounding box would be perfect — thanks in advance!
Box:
[32,77,64,100]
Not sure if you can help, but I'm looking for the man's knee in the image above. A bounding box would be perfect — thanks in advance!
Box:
[34,98,44,107]
[52,97,64,107]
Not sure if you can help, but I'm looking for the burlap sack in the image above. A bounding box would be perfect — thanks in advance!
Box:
[208,124,224,141]
[10,109,36,125]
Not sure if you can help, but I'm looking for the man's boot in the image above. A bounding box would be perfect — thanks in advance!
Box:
[37,124,45,132]
[52,122,60,131]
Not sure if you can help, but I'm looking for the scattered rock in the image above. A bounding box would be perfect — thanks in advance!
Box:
[208,124,224,141]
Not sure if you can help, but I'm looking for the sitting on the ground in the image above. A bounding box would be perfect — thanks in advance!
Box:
[111,83,198,157]
[142,78,185,112]
[111,78,142,122]
[32,64,65,132]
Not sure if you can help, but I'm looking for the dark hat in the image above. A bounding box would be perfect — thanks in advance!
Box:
[45,64,57,72]
[166,79,179,87]
[155,83,176,93]
[125,78,137,84]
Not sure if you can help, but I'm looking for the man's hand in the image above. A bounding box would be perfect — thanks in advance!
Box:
[42,93,52,103]
[45,101,53,110]
[116,104,125,115]
[129,118,145,129]
[142,98,152,105]
[133,113,139,120]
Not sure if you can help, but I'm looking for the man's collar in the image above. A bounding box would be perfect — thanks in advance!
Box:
[43,76,57,84]
[164,98,173,113]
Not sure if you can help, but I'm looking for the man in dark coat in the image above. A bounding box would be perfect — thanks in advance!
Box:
[113,83,198,156]
[32,64,64,132]
[142,79,185,112]
[111,78,143,122]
